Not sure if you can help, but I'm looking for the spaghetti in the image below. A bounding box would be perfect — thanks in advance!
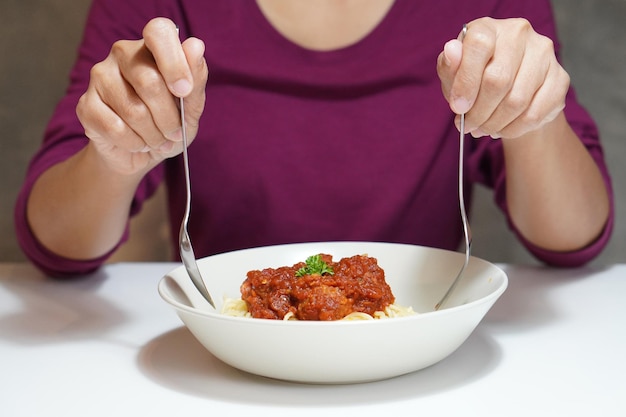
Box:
[221,296,415,320]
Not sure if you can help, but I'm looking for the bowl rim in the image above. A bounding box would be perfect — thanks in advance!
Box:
[158,241,508,326]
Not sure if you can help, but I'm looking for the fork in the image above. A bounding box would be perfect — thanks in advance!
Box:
[435,24,472,310]
[178,96,215,308]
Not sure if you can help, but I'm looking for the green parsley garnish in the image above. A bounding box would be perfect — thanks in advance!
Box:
[295,254,334,277]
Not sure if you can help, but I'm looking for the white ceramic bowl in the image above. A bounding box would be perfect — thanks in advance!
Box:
[158,241,507,384]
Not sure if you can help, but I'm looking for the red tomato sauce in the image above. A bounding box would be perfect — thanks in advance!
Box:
[240,254,395,320]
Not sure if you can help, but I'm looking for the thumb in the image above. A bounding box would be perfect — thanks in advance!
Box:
[181,37,208,141]
[444,39,463,70]
[437,39,463,110]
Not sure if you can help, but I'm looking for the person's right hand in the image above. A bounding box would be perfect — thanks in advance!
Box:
[76,18,208,176]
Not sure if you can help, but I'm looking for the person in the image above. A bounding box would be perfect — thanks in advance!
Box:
[15,0,613,276]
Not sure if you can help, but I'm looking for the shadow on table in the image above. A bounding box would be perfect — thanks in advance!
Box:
[0,266,126,345]
[137,325,501,407]
[483,265,609,333]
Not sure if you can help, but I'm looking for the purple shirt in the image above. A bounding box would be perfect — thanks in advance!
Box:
[15,0,614,276]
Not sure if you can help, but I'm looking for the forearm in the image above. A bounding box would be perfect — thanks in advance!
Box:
[26,143,146,260]
[503,112,610,252]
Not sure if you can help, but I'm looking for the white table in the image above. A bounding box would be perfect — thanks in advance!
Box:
[1,262,624,416]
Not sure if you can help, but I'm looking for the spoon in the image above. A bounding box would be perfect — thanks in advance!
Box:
[435,24,472,310]
[178,95,216,308]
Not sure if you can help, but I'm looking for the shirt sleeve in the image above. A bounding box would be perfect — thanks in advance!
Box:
[467,0,615,267]
[13,0,174,276]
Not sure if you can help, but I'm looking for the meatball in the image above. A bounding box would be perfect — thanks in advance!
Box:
[240,254,395,321]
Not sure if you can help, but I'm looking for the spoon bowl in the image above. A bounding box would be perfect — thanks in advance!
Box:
[178,96,215,308]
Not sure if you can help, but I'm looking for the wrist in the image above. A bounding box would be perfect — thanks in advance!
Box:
[85,141,158,183]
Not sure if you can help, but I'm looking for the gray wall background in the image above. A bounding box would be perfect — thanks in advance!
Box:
[1,0,624,266]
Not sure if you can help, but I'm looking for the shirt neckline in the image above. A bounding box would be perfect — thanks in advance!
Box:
[247,0,403,60]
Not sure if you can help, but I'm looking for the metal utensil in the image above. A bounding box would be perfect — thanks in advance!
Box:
[178,96,215,308]
[435,24,472,311]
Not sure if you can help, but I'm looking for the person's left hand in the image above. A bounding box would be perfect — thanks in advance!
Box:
[437,17,570,139]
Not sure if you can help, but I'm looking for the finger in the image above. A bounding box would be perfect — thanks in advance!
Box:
[96,48,174,151]
[477,40,550,138]
[142,17,193,97]
[112,39,182,146]
[464,29,527,136]
[77,85,149,154]
[104,80,174,151]
[450,22,497,115]
[437,39,463,107]
[498,62,569,138]
[79,58,158,153]
[179,37,208,142]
